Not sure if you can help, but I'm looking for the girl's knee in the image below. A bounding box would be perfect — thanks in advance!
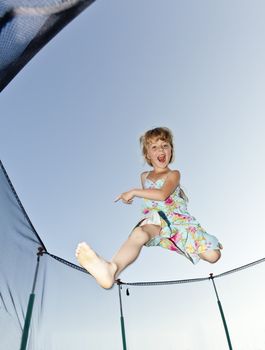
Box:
[200,249,221,264]
[129,227,150,245]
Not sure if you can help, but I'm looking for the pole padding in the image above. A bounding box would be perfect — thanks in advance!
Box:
[19,294,35,350]
[117,280,127,350]
[210,273,233,350]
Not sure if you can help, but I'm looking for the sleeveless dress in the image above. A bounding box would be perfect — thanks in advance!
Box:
[136,175,222,264]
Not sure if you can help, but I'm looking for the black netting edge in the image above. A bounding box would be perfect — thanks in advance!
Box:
[118,277,209,287]
[214,256,265,279]
[46,251,265,287]
[46,252,91,275]
[119,256,265,287]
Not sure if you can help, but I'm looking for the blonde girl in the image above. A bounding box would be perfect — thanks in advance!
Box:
[76,127,222,288]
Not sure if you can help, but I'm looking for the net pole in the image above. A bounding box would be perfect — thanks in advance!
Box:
[117,280,127,350]
[20,247,44,350]
[209,273,233,350]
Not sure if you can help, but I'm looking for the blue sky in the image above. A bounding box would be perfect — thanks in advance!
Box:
[1,0,265,349]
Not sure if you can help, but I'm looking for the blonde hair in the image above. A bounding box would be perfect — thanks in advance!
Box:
[139,127,174,166]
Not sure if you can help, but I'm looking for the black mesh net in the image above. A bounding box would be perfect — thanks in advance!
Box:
[1,159,265,349]
[0,160,46,349]
[0,160,122,350]
[0,0,95,92]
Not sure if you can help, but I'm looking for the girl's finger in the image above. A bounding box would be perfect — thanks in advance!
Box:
[122,199,133,204]
[114,195,121,202]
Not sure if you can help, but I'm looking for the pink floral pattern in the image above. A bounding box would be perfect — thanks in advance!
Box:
[139,178,221,264]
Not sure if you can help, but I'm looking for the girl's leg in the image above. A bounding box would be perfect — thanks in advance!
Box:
[76,225,160,289]
[112,225,160,277]
[199,249,222,263]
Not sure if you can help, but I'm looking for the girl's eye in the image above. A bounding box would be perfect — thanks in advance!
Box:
[163,144,169,149]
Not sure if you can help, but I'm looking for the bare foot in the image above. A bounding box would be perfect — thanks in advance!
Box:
[75,242,117,289]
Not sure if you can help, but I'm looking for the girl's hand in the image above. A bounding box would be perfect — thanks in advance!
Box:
[115,190,135,204]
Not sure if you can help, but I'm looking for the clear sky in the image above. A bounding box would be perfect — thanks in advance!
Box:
[1,0,265,349]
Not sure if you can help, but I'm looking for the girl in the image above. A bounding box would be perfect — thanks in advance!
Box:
[76,127,222,289]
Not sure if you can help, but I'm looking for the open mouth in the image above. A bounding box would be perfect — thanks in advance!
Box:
[157,154,166,163]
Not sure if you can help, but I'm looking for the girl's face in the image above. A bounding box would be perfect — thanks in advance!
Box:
[146,138,172,169]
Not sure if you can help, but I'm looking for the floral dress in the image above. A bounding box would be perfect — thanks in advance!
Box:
[136,177,222,264]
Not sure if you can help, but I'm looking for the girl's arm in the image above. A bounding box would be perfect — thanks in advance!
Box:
[115,171,180,204]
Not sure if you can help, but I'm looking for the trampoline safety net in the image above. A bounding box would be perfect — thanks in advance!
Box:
[0,0,96,92]
[1,159,265,350]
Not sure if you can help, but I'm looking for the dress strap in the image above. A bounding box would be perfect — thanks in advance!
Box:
[146,170,171,182]
[141,171,150,188]
[145,171,150,180]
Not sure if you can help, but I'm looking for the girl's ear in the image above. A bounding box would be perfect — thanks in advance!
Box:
[146,155,151,161]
